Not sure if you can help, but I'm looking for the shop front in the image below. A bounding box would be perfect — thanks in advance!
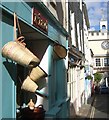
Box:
[0,1,69,119]
[68,46,85,115]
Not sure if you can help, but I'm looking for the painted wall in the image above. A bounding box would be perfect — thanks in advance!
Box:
[0,11,2,119]
[88,40,107,55]
[1,12,16,118]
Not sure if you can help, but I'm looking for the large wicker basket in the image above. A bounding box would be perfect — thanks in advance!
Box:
[2,41,40,68]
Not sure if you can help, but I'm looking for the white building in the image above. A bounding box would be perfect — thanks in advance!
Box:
[88,17,109,85]
[66,1,91,116]
[83,3,94,103]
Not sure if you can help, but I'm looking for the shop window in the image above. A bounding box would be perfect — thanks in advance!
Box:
[95,58,101,66]
[16,39,49,118]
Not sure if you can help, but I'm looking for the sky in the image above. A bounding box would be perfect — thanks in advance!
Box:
[2,0,109,31]
[85,0,109,31]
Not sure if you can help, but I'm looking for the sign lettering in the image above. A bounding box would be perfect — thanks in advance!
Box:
[32,8,48,34]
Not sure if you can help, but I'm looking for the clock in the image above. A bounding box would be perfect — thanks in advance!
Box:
[101,40,109,50]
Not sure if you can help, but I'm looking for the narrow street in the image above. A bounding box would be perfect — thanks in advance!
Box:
[1,1,109,119]
[90,94,109,119]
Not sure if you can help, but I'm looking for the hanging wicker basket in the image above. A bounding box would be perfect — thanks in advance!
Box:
[29,66,47,82]
[1,13,40,68]
[21,76,38,93]
[53,43,67,59]
[1,39,40,68]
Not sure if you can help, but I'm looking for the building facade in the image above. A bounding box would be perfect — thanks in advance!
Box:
[0,1,69,119]
[88,18,109,86]
[66,1,89,116]
[83,2,94,103]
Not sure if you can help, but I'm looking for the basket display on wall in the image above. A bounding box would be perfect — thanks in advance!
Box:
[29,66,47,82]
[21,76,38,93]
[53,43,67,59]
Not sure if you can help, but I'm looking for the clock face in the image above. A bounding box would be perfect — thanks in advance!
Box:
[101,40,109,50]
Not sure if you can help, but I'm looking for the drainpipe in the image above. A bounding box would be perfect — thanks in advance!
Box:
[65,0,69,32]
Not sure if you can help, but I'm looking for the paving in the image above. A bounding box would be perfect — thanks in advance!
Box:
[74,94,95,119]
[78,95,95,118]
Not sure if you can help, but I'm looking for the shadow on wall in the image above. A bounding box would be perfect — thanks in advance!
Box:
[3,61,17,85]
[3,61,37,106]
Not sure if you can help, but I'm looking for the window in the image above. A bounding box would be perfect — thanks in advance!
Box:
[104,58,109,66]
[96,58,101,66]
[102,25,106,30]
[50,0,56,10]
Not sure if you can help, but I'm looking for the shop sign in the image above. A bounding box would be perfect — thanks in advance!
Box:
[32,8,48,34]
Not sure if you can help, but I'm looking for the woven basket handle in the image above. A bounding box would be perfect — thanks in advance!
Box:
[14,13,26,46]
[15,36,26,47]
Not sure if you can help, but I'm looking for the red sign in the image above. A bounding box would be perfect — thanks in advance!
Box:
[32,8,48,34]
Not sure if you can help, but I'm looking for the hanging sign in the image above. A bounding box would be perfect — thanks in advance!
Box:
[32,8,48,34]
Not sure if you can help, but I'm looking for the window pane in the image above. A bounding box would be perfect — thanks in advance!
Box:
[96,58,101,66]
